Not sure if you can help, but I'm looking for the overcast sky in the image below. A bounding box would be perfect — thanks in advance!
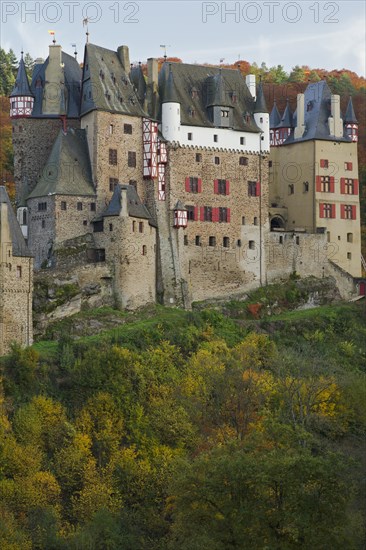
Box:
[1,1,365,76]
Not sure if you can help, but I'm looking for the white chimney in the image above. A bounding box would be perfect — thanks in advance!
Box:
[328,94,343,138]
[294,94,305,139]
[246,74,256,100]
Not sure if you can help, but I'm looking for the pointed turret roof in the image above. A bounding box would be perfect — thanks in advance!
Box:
[278,99,293,128]
[10,53,33,98]
[206,70,231,107]
[103,184,153,220]
[0,186,31,257]
[269,100,281,128]
[253,82,268,113]
[28,129,95,199]
[130,63,147,106]
[344,96,358,124]
[162,64,181,104]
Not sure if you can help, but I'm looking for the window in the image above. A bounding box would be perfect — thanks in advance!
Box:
[296,236,300,245]
[268,160,272,168]
[341,205,356,220]
[347,233,353,243]
[77,202,83,211]
[191,88,199,99]
[195,235,201,246]
[341,178,357,195]
[109,223,113,231]
[219,207,229,223]
[214,179,229,195]
[240,137,245,145]
[260,117,263,123]
[16,266,22,278]
[129,179,137,188]
[184,235,188,245]
[223,237,230,248]
[303,181,309,192]
[248,181,260,197]
[203,206,212,222]
[41,220,45,228]
[189,108,195,117]
[253,217,258,225]
[249,240,255,250]
[109,149,117,165]
[320,203,335,218]
[38,202,47,211]
[344,162,353,171]
[109,177,118,191]
[214,156,220,165]
[186,205,195,221]
[61,201,67,210]
[279,236,283,244]
[242,216,246,225]
[347,252,352,260]
[188,132,193,141]
[288,184,294,195]
[221,110,229,118]
[237,239,242,247]
[239,157,248,166]
[316,176,334,193]
[213,134,218,143]
[90,202,96,212]
[142,245,147,256]
[128,151,136,167]
[124,123,132,134]
[320,159,329,168]
[185,177,202,193]
[132,221,136,232]
[109,124,114,135]
[93,220,104,232]
[139,222,144,233]
[196,153,202,162]
[209,236,216,247]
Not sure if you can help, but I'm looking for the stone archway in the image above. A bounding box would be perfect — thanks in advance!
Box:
[270,216,285,231]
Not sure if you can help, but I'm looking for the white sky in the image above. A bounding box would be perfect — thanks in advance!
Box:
[1,1,365,76]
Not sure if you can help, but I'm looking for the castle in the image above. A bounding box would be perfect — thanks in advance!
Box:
[2,40,363,354]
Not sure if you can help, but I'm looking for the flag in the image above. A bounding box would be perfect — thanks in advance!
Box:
[48,30,55,35]
[220,58,225,63]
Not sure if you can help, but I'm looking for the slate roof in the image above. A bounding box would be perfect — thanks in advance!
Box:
[0,186,32,257]
[29,52,81,118]
[253,82,268,114]
[158,62,260,133]
[10,54,33,98]
[281,81,351,144]
[27,129,95,199]
[344,97,358,124]
[269,101,281,128]
[80,43,146,117]
[278,99,293,128]
[103,184,153,221]
[130,63,147,106]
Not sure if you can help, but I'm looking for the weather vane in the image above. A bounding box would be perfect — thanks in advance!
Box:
[160,45,171,60]
[48,30,56,44]
[83,18,90,43]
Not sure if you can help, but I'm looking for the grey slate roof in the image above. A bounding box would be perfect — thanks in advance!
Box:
[278,99,293,128]
[103,184,153,221]
[158,62,260,133]
[253,82,268,114]
[206,71,231,107]
[283,81,351,144]
[80,44,146,117]
[162,65,181,104]
[344,97,358,124]
[130,63,147,106]
[0,186,32,257]
[30,52,81,118]
[269,101,281,128]
[27,129,95,199]
[10,54,33,98]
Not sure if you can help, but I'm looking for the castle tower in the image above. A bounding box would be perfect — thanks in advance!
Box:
[161,65,181,142]
[253,81,270,151]
[344,96,358,142]
[9,52,34,118]
[269,100,281,146]
[277,99,293,145]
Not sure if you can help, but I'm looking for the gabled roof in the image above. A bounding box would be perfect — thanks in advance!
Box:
[29,51,81,117]
[27,129,95,199]
[80,43,146,117]
[0,186,32,257]
[253,82,268,114]
[103,184,153,220]
[10,54,33,98]
[158,62,260,132]
[269,101,281,128]
[284,81,351,144]
[344,97,358,124]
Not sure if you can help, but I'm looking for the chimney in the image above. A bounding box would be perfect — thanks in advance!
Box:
[328,94,343,138]
[294,93,305,139]
[117,46,130,73]
[246,74,256,100]
[120,187,128,218]
[43,44,64,115]
[147,57,159,118]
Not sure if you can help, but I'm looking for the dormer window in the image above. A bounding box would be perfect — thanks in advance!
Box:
[307,101,313,112]
[189,108,195,117]
[221,110,229,118]
[231,91,237,103]
[191,87,199,99]
[99,70,105,80]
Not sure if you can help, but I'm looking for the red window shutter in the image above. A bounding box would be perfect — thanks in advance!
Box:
[329,176,335,193]
[348,162,353,170]
[320,159,325,168]
[226,180,230,195]
[212,207,219,222]
[352,205,357,219]
[256,181,261,196]
[316,176,322,192]
[214,179,219,194]
[200,207,205,221]
[340,204,345,219]
[194,206,199,221]
[227,208,231,223]
[319,203,325,218]
[198,178,202,193]
[185,177,190,192]
[353,179,359,195]
[340,177,345,194]
[331,204,336,218]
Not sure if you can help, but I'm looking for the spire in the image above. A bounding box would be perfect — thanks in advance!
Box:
[278,99,293,128]
[162,64,180,104]
[253,81,268,113]
[344,96,358,124]
[269,100,281,128]
[10,52,33,98]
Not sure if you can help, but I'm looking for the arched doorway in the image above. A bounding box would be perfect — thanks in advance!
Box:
[270,216,285,231]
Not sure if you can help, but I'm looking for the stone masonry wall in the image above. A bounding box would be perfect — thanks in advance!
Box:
[27,196,55,268]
